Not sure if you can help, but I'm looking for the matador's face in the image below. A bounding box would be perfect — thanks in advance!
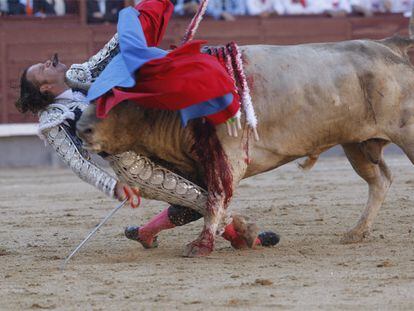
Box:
[26,56,67,95]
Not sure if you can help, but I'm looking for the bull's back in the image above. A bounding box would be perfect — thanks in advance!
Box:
[229,40,414,176]
[242,41,411,151]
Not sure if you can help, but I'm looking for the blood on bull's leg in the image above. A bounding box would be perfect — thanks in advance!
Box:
[184,120,235,257]
[183,195,227,257]
[182,195,279,257]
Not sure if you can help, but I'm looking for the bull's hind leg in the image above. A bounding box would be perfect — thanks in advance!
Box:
[341,140,393,244]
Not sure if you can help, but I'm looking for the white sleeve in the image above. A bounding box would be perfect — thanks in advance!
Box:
[42,124,117,198]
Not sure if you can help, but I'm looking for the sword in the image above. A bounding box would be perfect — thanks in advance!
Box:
[60,199,128,271]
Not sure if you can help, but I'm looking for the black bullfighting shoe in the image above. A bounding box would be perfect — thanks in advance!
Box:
[258,231,280,247]
[124,226,159,249]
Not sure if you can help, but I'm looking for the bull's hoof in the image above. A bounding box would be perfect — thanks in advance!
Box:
[124,226,159,249]
[183,229,215,257]
[340,229,369,244]
[229,214,259,249]
[183,240,214,257]
[223,214,281,249]
[231,214,259,248]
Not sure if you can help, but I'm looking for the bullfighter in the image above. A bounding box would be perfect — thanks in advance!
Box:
[16,0,279,251]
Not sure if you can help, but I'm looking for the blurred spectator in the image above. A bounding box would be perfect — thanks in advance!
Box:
[65,0,80,14]
[54,0,65,15]
[346,0,407,16]
[0,0,8,14]
[273,0,311,15]
[87,0,124,23]
[349,0,375,16]
[307,0,352,16]
[1,0,412,18]
[371,0,386,11]
[225,0,247,15]
[32,0,66,16]
[172,0,199,15]
[33,0,56,15]
[7,0,27,14]
[206,0,247,20]
[383,0,411,13]
[123,0,136,6]
[5,0,66,15]
[126,0,155,8]
[246,0,273,17]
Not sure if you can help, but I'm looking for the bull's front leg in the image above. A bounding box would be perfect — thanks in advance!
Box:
[183,196,227,257]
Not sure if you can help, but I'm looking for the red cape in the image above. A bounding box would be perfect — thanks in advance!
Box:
[97,40,237,116]
[96,0,240,124]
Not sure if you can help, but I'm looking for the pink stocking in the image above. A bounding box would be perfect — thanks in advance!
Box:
[138,208,176,246]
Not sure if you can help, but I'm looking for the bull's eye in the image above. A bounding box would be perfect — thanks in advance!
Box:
[84,128,93,135]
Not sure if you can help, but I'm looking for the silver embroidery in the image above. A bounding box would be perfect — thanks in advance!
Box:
[109,152,208,215]
[39,97,117,198]
[38,95,88,138]
[43,125,117,198]
[38,96,209,213]
[65,34,120,91]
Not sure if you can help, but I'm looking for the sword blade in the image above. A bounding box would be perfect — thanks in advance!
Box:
[60,198,128,271]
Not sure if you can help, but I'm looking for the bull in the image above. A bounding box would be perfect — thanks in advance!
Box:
[77,24,414,257]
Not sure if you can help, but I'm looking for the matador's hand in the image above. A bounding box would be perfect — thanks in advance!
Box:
[115,182,141,208]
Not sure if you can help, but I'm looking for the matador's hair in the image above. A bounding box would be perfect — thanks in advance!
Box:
[15,68,55,114]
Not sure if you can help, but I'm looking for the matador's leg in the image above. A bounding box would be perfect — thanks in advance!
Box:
[108,152,279,249]
[125,205,280,249]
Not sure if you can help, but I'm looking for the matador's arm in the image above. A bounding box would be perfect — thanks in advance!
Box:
[41,122,117,198]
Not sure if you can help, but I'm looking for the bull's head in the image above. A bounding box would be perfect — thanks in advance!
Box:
[76,102,140,155]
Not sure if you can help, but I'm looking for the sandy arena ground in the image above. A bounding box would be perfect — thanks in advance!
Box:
[1,155,413,310]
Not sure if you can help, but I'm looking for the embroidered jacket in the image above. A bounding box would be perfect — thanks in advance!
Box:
[38,90,208,213]
[38,89,118,198]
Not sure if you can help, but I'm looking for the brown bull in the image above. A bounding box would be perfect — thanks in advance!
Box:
[77,30,414,257]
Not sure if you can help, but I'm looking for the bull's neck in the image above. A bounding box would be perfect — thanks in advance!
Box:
[134,109,196,176]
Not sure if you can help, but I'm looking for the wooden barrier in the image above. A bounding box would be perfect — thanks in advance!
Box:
[0,14,410,124]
